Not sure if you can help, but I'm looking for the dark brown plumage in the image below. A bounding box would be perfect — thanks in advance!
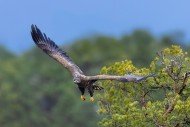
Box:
[31,25,155,101]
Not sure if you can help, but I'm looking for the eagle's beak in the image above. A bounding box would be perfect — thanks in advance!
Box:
[80,95,86,101]
[90,97,94,102]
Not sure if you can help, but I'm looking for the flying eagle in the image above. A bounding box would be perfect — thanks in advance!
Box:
[31,25,154,102]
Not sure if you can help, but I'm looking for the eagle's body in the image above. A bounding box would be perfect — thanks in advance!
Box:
[31,25,155,101]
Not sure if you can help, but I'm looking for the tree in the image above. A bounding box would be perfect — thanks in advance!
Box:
[97,45,190,127]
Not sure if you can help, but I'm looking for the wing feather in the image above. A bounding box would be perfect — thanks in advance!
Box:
[83,74,155,82]
[31,25,83,76]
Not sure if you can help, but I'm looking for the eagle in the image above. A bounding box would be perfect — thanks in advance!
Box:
[31,25,155,102]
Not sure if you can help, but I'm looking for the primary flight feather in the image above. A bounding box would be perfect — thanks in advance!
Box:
[31,25,155,102]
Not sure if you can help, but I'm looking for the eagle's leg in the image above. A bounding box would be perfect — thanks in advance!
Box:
[89,92,94,102]
[78,87,86,101]
[87,86,94,102]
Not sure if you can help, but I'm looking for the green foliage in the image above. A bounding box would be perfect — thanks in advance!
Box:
[0,48,99,127]
[98,45,190,127]
[0,45,15,60]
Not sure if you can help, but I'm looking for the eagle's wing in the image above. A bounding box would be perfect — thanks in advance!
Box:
[31,25,83,77]
[82,73,155,82]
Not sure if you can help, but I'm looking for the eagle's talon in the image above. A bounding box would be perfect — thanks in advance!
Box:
[90,97,94,102]
[81,95,86,101]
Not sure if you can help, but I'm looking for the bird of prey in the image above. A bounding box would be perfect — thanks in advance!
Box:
[31,25,155,102]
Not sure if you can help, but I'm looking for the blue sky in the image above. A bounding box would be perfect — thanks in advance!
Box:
[1,0,190,53]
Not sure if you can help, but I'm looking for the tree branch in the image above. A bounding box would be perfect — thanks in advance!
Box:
[163,96,177,117]
[178,72,190,95]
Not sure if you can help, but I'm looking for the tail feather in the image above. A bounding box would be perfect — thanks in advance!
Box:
[93,85,104,90]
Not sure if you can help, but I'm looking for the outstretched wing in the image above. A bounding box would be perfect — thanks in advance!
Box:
[31,25,83,77]
[82,73,155,82]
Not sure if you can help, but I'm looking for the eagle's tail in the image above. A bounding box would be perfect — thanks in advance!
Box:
[93,85,104,90]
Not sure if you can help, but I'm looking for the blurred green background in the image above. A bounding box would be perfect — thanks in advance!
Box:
[1,1,190,127]
[1,31,190,127]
